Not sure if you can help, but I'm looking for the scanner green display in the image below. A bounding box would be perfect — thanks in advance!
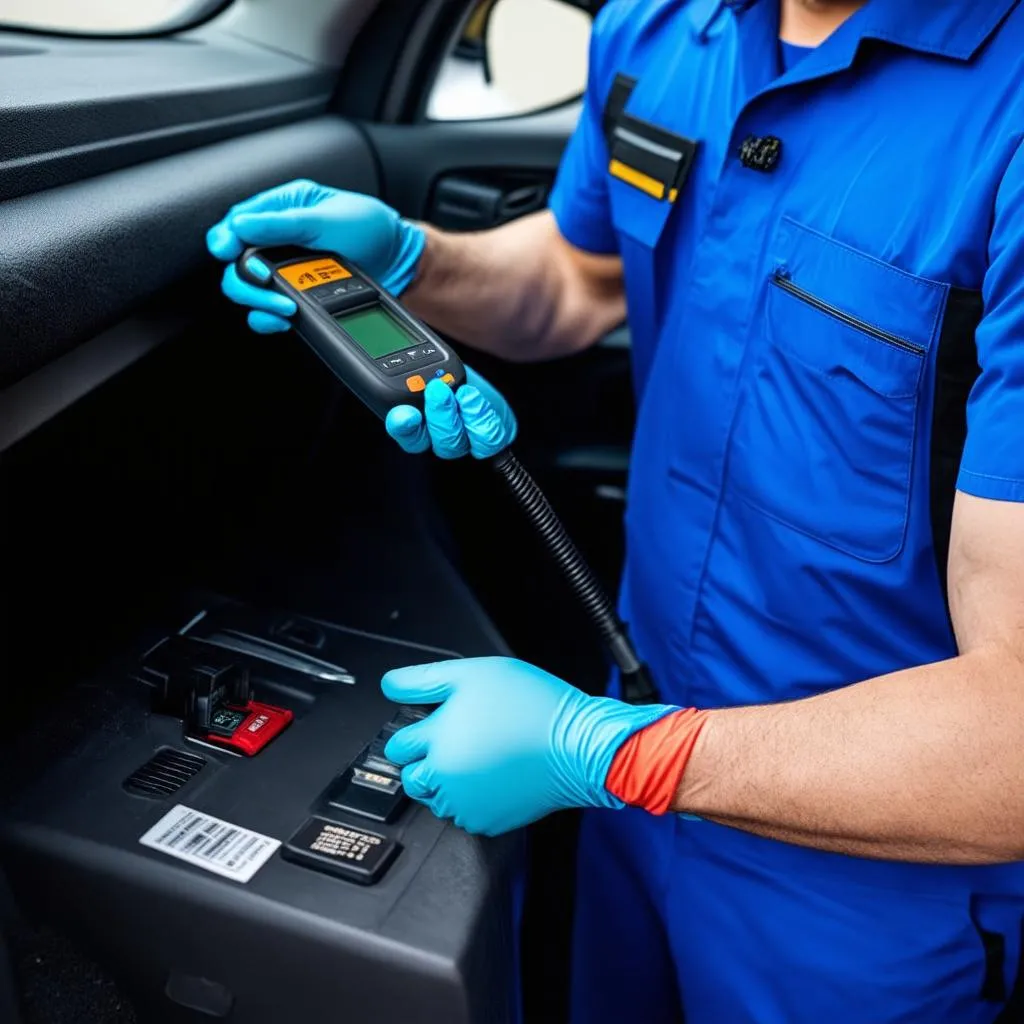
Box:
[334,307,416,360]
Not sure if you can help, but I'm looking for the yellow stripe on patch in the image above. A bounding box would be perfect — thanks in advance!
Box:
[609,159,666,200]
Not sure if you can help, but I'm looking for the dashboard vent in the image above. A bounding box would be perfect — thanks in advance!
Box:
[124,748,206,798]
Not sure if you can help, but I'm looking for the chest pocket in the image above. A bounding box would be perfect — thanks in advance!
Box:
[729,217,948,562]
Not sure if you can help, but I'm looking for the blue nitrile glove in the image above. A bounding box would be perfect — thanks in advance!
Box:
[385,370,517,459]
[381,657,675,836]
[207,179,515,459]
[206,179,425,334]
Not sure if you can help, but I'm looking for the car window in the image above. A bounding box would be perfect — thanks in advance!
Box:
[0,0,221,35]
[427,0,591,121]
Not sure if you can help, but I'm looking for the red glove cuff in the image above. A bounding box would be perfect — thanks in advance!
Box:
[605,708,710,815]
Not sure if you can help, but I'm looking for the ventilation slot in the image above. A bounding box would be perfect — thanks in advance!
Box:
[124,748,206,798]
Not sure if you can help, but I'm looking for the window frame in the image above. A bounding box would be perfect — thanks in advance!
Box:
[0,0,229,39]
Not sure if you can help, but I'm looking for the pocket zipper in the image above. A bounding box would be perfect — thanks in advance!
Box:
[772,272,926,357]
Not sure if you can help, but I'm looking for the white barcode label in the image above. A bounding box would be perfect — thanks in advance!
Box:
[138,805,280,883]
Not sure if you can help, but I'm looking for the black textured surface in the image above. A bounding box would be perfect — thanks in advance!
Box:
[12,927,137,1024]
[0,681,141,810]
[0,29,334,202]
[0,115,377,391]
[2,619,521,1024]
[364,104,579,218]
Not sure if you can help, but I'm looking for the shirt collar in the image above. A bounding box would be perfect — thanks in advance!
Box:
[686,0,1021,61]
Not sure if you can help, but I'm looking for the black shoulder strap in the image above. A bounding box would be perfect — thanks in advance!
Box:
[930,287,984,607]
[602,72,638,146]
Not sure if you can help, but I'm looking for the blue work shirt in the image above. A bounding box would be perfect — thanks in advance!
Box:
[549,0,1024,895]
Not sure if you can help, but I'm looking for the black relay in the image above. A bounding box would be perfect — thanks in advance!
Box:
[323,705,429,825]
[282,817,398,885]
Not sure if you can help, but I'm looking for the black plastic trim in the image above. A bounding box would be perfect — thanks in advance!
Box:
[124,748,207,799]
[0,29,335,201]
[366,102,580,214]
[0,116,377,390]
[333,0,467,122]
[0,303,188,453]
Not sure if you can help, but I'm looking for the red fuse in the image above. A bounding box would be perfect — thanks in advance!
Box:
[203,700,293,756]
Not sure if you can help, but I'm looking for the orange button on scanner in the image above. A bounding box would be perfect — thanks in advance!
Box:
[405,375,427,393]
[440,373,455,385]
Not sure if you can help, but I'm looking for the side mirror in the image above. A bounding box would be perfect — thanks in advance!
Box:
[453,0,499,81]
[428,0,593,122]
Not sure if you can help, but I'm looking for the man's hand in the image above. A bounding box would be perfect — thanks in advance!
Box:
[385,368,517,460]
[380,658,673,836]
[208,185,623,362]
[205,179,517,460]
[206,179,426,332]
[670,492,1024,865]
[436,495,1024,863]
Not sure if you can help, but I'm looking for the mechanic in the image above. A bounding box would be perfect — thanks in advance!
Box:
[206,0,1024,1019]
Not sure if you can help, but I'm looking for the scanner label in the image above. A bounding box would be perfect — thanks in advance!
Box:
[139,804,280,883]
[278,258,351,291]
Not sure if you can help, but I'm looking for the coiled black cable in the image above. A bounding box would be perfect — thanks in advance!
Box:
[491,448,657,704]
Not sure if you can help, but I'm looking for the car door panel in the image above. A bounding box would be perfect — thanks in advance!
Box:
[364,103,579,212]
[0,5,621,1023]
[0,29,338,202]
[0,116,376,390]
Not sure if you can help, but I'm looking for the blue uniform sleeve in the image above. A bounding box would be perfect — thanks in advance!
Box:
[547,6,620,255]
[957,140,1024,503]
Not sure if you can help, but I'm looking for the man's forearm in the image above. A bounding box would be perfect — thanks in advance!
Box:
[402,212,625,362]
[674,647,1024,864]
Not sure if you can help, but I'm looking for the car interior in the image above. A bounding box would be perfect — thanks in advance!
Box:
[0,0,634,1020]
